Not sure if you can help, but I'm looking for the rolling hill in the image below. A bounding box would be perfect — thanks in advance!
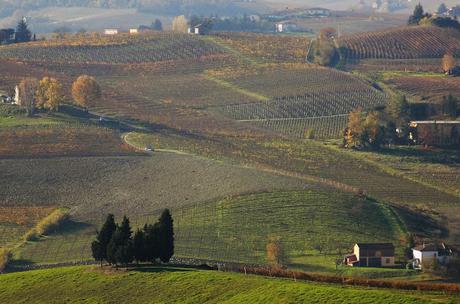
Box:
[339,26,460,61]
[0,266,458,304]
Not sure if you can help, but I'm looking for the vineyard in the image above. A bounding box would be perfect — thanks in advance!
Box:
[386,75,460,103]
[0,33,234,65]
[211,32,309,63]
[0,124,136,158]
[241,115,349,139]
[207,64,386,138]
[339,26,460,61]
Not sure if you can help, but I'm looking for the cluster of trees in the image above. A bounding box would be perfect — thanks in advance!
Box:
[17,74,101,116]
[344,94,411,149]
[91,210,174,267]
[310,28,338,67]
[344,92,459,149]
[0,18,34,44]
[409,4,460,30]
[138,19,163,32]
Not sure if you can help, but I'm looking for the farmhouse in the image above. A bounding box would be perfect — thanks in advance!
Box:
[412,243,458,269]
[129,28,139,34]
[409,121,460,146]
[345,243,395,267]
[104,29,119,35]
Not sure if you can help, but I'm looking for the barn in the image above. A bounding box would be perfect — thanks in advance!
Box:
[409,121,460,146]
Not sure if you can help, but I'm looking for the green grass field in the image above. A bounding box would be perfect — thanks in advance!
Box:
[171,191,404,268]
[0,266,457,304]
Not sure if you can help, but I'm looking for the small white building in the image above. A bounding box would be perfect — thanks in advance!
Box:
[104,29,119,35]
[129,28,139,34]
[13,85,20,105]
[275,22,298,33]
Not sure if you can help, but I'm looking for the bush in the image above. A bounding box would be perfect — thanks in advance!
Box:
[0,104,26,117]
[24,208,70,241]
[0,248,12,273]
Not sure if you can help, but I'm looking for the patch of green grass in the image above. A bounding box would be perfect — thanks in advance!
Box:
[0,116,60,128]
[0,266,457,303]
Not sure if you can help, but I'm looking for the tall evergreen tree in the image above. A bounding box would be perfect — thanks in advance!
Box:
[15,18,31,43]
[106,216,134,267]
[158,209,174,263]
[437,3,448,15]
[152,19,163,31]
[95,214,117,261]
[133,228,146,264]
[408,3,425,25]
[91,240,104,266]
[144,223,160,262]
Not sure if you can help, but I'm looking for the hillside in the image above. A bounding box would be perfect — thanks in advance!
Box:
[339,26,460,61]
[0,266,458,303]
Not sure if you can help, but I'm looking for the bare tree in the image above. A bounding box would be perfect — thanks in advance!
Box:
[18,78,39,117]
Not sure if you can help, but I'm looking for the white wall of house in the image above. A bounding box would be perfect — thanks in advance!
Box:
[413,249,438,265]
[104,29,118,35]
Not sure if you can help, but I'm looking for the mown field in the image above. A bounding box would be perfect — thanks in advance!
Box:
[0,266,458,304]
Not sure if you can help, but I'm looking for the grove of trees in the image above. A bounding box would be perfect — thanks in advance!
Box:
[91,209,174,267]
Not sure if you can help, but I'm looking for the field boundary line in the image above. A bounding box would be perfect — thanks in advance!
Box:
[238,114,350,122]
[204,75,270,102]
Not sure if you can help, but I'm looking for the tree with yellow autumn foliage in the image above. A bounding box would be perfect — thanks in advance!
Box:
[36,77,64,111]
[442,53,456,74]
[266,235,284,266]
[71,75,101,110]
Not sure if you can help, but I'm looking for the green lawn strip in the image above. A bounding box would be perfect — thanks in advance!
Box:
[203,74,270,102]
[0,266,456,303]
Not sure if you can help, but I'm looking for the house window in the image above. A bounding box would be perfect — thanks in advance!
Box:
[386,258,391,264]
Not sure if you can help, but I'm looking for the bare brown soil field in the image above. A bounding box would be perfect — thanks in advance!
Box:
[0,125,137,158]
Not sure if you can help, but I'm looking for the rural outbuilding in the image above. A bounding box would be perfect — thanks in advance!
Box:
[346,243,395,267]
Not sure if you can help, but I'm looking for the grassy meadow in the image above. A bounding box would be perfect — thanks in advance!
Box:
[0,266,458,304]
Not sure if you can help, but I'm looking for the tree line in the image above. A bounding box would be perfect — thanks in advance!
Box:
[15,75,101,116]
[91,209,174,267]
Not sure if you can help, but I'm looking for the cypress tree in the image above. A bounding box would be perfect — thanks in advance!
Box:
[91,240,104,266]
[144,223,160,262]
[133,229,146,264]
[107,216,134,267]
[98,214,117,261]
[158,209,174,263]
[408,4,425,25]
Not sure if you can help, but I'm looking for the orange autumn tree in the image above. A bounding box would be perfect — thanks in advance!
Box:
[442,53,456,74]
[71,75,101,111]
[266,235,284,267]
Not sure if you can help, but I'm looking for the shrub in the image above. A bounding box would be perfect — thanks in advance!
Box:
[24,208,70,241]
[0,104,26,117]
[0,248,12,273]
